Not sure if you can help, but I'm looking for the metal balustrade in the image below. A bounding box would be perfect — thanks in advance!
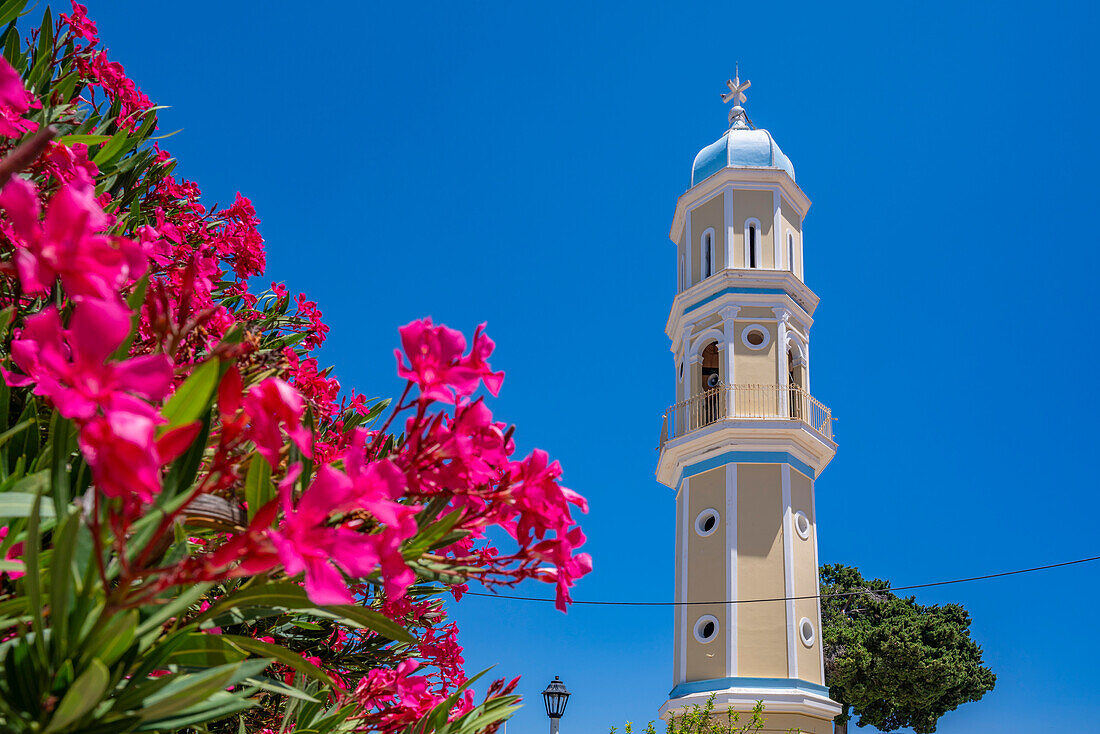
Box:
[658,383,833,447]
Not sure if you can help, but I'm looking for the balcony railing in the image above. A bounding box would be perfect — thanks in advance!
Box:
[659,383,833,446]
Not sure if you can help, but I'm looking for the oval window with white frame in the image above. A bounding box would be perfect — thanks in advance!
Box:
[695,508,720,537]
[794,511,811,540]
[694,615,719,644]
[741,324,770,350]
[799,617,815,647]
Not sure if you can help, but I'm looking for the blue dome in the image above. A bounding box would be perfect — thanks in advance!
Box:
[691,127,795,186]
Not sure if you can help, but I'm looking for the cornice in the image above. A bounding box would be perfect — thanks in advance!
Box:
[669,168,812,245]
[659,685,841,721]
[666,269,818,347]
[656,422,837,489]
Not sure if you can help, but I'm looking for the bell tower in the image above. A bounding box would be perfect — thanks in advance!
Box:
[657,72,841,734]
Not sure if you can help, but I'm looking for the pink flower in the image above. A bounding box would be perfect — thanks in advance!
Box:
[0,527,24,580]
[79,411,159,502]
[0,56,37,138]
[5,298,172,422]
[60,2,99,44]
[242,378,313,468]
[268,466,386,605]
[395,318,504,404]
[0,174,147,299]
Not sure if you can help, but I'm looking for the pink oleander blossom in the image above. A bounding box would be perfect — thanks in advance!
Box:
[242,378,313,468]
[79,410,195,502]
[5,298,172,422]
[0,56,37,138]
[0,174,146,299]
[268,466,391,605]
[395,318,504,403]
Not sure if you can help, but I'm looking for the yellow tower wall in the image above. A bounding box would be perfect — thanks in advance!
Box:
[736,464,787,678]
[684,466,728,681]
[732,321,778,386]
[790,469,822,685]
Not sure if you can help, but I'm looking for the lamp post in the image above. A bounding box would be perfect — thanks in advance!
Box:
[541,676,571,734]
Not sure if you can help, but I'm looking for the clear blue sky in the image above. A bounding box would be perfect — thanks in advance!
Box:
[68,1,1100,732]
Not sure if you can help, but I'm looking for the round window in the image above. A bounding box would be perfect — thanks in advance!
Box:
[741,324,771,350]
[695,509,720,537]
[799,617,815,647]
[694,614,719,643]
[794,511,811,540]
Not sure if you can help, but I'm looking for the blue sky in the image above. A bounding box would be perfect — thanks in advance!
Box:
[66,1,1100,732]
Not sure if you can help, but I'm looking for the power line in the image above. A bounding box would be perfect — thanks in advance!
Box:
[464,555,1100,606]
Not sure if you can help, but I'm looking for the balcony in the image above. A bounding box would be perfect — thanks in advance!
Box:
[659,383,833,447]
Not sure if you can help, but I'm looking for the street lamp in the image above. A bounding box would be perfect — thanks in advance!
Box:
[541,676,571,734]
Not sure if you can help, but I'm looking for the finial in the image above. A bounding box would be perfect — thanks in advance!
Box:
[721,66,752,129]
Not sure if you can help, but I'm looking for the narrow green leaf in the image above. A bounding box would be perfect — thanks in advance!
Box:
[0,491,55,518]
[134,689,258,731]
[48,509,80,664]
[243,453,272,523]
[194,581,310,624]
[0,0,27,28]
[325,604,417,644]
[134,582,212,643]
[136,660,266,722]
[243,676,319,703]
[165,632,246,667]
[44,659,108,733]
[220,635,334,687]
[56,133,110,146]
[160,359,220,429]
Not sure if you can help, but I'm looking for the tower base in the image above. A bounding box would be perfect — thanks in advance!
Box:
[660,678,841,734]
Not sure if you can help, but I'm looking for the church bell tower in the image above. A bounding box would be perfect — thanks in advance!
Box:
[656,73,841,734]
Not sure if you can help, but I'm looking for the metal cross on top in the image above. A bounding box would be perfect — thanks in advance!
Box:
[721,66,751,128]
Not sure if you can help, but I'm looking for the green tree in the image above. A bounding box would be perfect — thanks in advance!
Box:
[820,564,996,733]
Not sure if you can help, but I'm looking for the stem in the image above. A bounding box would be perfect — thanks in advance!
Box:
[368,381,412,456]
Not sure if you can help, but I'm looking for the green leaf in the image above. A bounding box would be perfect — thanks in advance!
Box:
[48,509,80,663]
[80,608,138,669]
[91,127,134,168]
[0,0,27,28]
[244,676,319,703]
[325,604,416,644]
[0,490,55,518]
[160,358,220,429]
[134,583,213,644]
[136,660,267,723]
[134,689,258,731]
[56,133,111,145]
[165,632,247,667]
[220,635,335,687]
[244,453,273,523]
[195,581,311,624]
[44,659,108,733]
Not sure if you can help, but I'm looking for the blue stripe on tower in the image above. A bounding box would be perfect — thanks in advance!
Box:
[682,451,815,480]
[684,287,788,315]
[668,676,832,700]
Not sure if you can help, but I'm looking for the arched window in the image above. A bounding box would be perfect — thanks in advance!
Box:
[744,219,762,269]
[701,229,714,279]
[787,232,795,273]
[679,254,686,290]
[696,342,722,428]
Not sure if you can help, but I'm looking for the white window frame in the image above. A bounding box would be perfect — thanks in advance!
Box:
[787,230,795,273]
[701,228,715,279]
[744,218,762,269]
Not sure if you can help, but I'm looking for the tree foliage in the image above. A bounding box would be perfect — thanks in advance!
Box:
[820,564,995,733]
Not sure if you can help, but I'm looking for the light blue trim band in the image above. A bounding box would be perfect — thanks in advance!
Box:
[684,287,788,315]
[682,451,815,480]
[669,676,831,699]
